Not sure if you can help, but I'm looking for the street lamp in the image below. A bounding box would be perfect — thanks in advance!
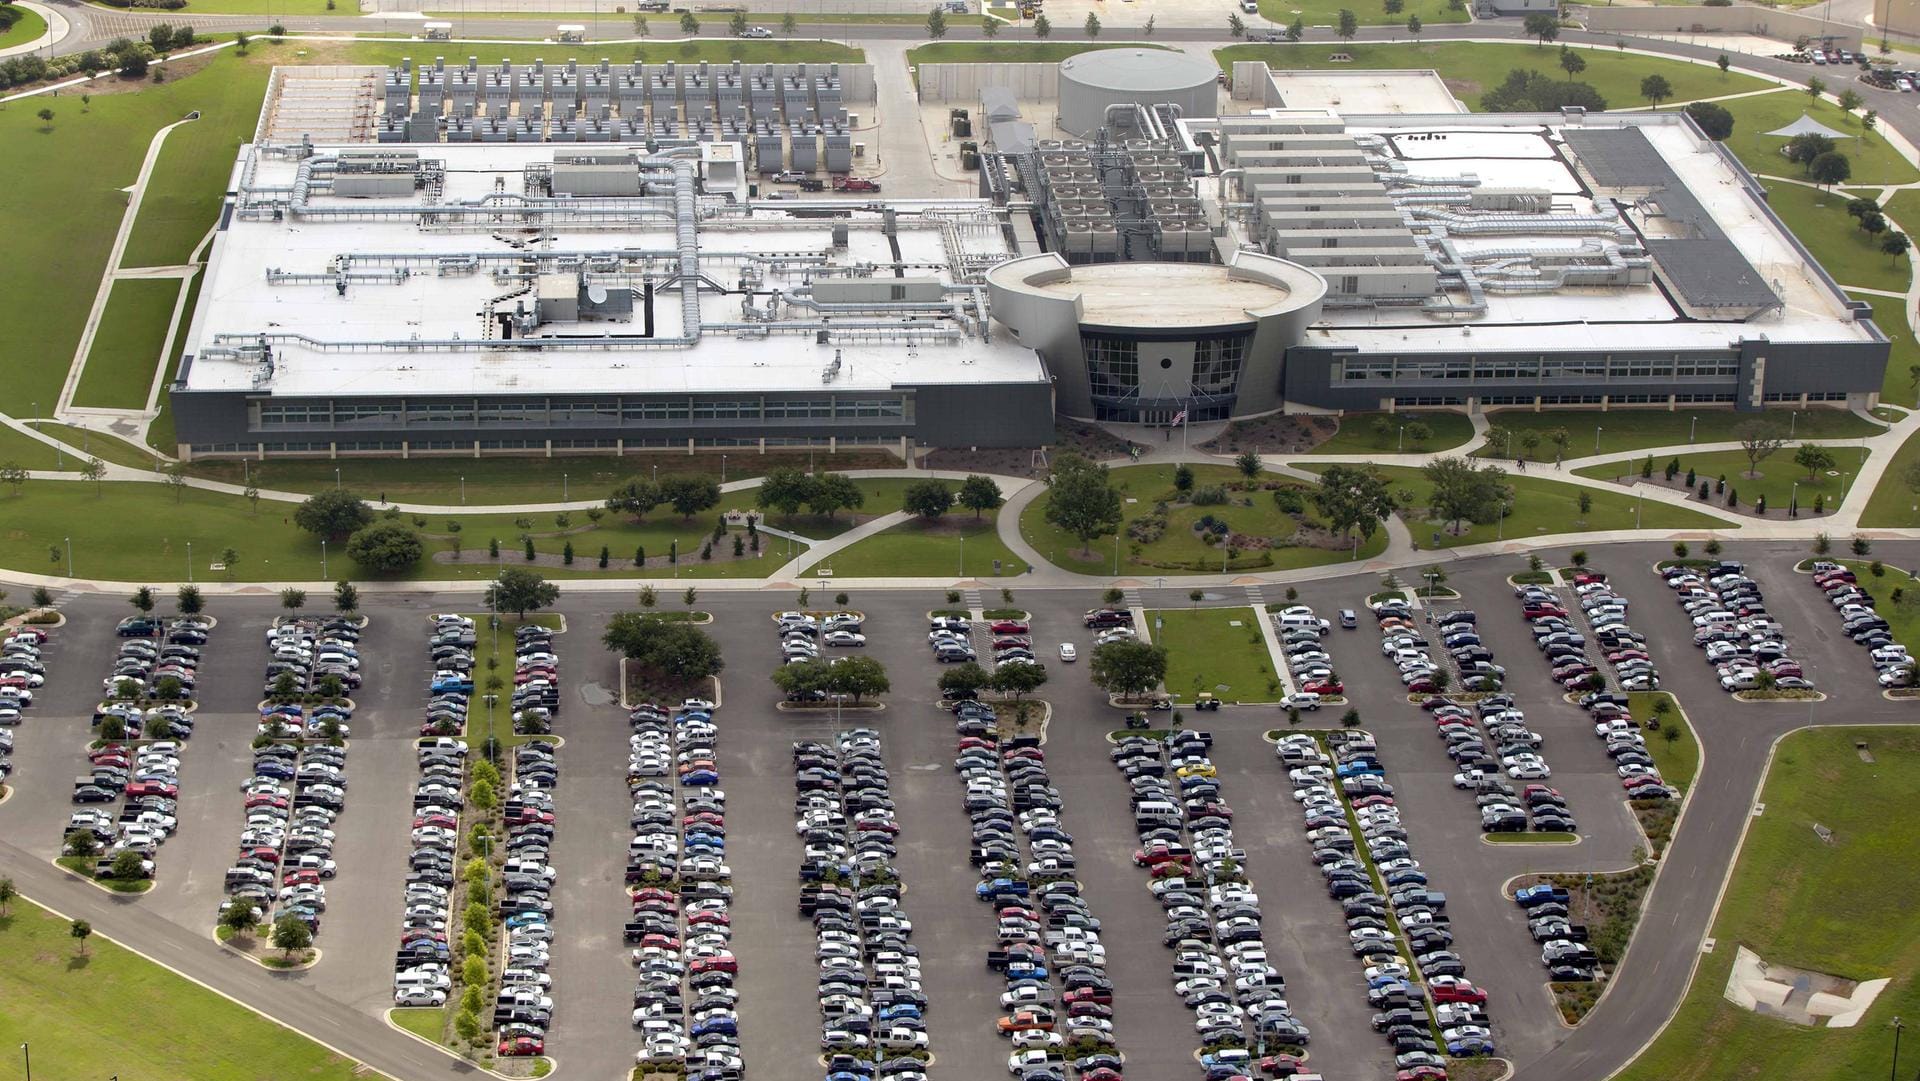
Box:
[1636,489,1643,528]
[333,466,341,489]
[722,454,728,484]
[1689,415,1697,444]
[1891,1016,1905,1081]
[186,540,193,584]
[1397,425,1405,452]
[958,529,965,578]
[1595,426,1604,454]
[63,537,72,578]
[460,475,466,505]
[562,472,569,502]
[20,1042,28,1081]
[321,539,328,581]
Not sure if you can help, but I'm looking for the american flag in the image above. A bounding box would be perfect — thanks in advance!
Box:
[1170,409,1188,426]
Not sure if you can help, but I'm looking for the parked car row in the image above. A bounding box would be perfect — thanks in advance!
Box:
[105,615,209,698]
[492,737,562,1056]
[627,698,743,1080]
[1372,597,1446,697]
[1276,727,1491,1070]
[1272,605,1341,709]
[1438,693,1575,833]
[928,613,979,665]
[1807,561,1909,685]
[263,615,364,699]
[1555,571,1659,692]
[782,610,867,668]
[1511,884,1599,983]
[394,613,474,1005]
[0,623,49,733]
[512,621,561,733]
[1659,561,1814,693]
[1575,694,1677,802]
[1112,728,1310,1078]
[952,670,1122,1081]
[223,738,347,935]
[794,728,928,1079]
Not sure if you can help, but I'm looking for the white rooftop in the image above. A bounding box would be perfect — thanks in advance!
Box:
[183,143,1046,399]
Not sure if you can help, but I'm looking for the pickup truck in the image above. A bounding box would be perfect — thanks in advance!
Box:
[833,176,881,193]
[1513,884,1570,907]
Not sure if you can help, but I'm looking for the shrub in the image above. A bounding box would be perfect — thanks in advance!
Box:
[1190,485,1229,506]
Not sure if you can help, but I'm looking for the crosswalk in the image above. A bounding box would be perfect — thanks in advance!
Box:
[962,588,985,618]
[1243,584,1267,609]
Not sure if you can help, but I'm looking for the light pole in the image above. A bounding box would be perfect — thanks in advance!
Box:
[1636,489,1643,528]
[186,540,193,584]
[1113,531,1120,576]
[652,463,658,484]
[333,466,340,489]
[1790,411,1798,438]
[1595,426,1604,454]
[321,539,328,581]
[1689,415,1697,444]
[562,472,569,502]
[1397,425,1405,452]
[958,530,965,578]
[1791,480,1799,518]
[1892,1016,1905,1081]
[64,537,72,578]
[20,1042,28,1081]
[460,475,466,505]
[722,455,728,484]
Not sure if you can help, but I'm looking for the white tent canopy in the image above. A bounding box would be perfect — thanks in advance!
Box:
[1763,113,1852,140]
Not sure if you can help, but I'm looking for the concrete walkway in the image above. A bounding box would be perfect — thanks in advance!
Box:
[0,1,66,58]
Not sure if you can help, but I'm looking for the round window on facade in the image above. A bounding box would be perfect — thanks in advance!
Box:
[1160,358,1173,369]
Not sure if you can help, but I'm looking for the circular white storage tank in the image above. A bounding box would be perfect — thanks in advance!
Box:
[1057,48,1217,138]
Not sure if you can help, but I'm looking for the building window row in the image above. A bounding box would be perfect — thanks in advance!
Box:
[259,395,909,429]
[1337,355,1740,384]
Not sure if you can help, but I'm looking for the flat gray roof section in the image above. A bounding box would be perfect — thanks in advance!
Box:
[1563,125,1781,315]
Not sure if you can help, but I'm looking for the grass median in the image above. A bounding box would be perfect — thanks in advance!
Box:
[1308,411,1474,456]
[1618,727,1920,1081]
[803,509,1030,578]
[0,896,365,1080]
[72,279,181,411]
[1150,606,1280,705]
[1475,408,1883,462]
[1574,445,1870,512]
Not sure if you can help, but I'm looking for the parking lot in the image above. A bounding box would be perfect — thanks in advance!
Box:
[3,541,1915,1081]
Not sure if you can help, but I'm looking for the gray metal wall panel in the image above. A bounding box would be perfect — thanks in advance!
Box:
[908,382,1054,447]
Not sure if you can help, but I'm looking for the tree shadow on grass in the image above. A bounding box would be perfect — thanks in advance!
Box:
[65,954,91,972]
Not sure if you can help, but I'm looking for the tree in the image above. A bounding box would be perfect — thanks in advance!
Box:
[1794,443,1837,481]
[1407,13,1421,37]
[827,655,891,703]
[606,478,662,520]
[1286,16,1303,41]
[1174,463,1196,492]
[728,10,748,35]
[988,660,1048,702]
[1862,212,1889,238]
[71,919,91,955]
[1312,464,1397,541]
[129,585,155,613]
[333,579,359,614]
[1809,150,1852,187]
[219,548,239,578]
[1640,73,1672,109]
[35,106,52,130]
[1404,421,1433,448]
[1143,14,1156,35]
[65,829,99,858]
[1044,454,1122,556]
[1736,420,1787,476]
[1481,68,1607,112]
[1034,13,1051,36]
[294,489,374,541]
[781,11,796,33]
[982,15,999,37]
[1838,88,1864,117]
[345,523,423,573]
[634,12,649,35]
[1423,456,1511,533]
[1717,52,1731,74]
[82,457,106,496]
[661,476,722,519]
[1228,12,1246,37]
[487,568,559,619]
[679,10,700,33]
[1523,12,1557,45]
[271,916,312,958]
[1884,231,1912,264]
[1685,100,1734,140]
[1813,531,1832,555]
[772,657,831,701]
[1341,707,1362,728]
[243,485,260,516]
[1089,639,1168,701]
[1848,196,1880,221]
[938,662,991,701]
[1559,45,1586,81]
[453,1010,482,1044]
[1084,11,1100,36]
[1865,109,1881,138]
[1786,133,1836,172]
[926,6,948,38]
[1807,74,1826,102]
[958,474,1003,518]
[109,849,145,881]
[604,614,726,683]
[0,461,24,496]
[1234,450,1263,479]
[1336,7,1357,41]
[0,877,13,916]
[903,480,954,521]
[809,473,865,519]
[279,587,306,614]
[175,584,203,615]
[1852,535,1873,556]
[756,468,815,521]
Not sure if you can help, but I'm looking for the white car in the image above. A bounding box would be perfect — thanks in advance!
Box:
[823,630,866,648]
[741,25,774,37]
[1058,643,1077,662]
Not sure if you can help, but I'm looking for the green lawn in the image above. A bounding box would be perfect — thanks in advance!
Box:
[1848,290,1920,409]
[908,41,1165,70]
[0,54,270,413]
[1862,427,1920,526]
[73,278,181,411]
[435,9,981,23]
[353,38,861,67]
[0,425,83,472]
[465,612,564,746]
[1214,42,1769,110]
[1884,187,1920,239]
[1763,182,1914,294]
[1309,411,1475,456]
[177,449,901,506]
[1019,462,1386,577]
[1629,691,1698,792]
[1478,408,1884,462]
[1150,606,1282,704]
[121,78,269,268]
[0,896,366,1080]
[1252,0,1467,27]
[30,421,165,470]
[803,510,1031,578]
[1617,727,1920,1081]
[1574,445,1869,511]
[1813,559,1920,656]
[1298,463,1732,548]
[1720,92,1919,186]
[0,4,47,47]
[390,1006,449,1044]
[0,475,990,582]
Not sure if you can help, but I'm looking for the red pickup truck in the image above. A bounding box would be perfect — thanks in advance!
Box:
[832,176,881,192]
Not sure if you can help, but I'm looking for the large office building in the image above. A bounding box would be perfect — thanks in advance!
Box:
[167,62,1887,458]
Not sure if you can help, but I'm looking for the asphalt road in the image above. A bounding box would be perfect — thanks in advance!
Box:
[3,542,1919,1081]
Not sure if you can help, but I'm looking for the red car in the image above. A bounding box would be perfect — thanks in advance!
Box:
[1302,679,1343,695]
[245,793,289,810]
[1082,1070,1124,1081]
[282,869,323,887]
[1132,846,1191,867]
[687,910,731,927]
[498,1036,543,1057]
[1260,1054,1306,1077]
[1405,677,1437,694]
[127,781,178,799]
[990,620,1030,635]
[508,809,556,826]
[238,845,280,864]
[682,812,724,828]
[833,176,881,193]
[631,887,676,904]
[1351,793,1396,810]
[690,955,738,975]
[1398,1068,1447,1081]
[414,813,458,829]
[1063,986,1113,1006]
[1428,976,1488,1004]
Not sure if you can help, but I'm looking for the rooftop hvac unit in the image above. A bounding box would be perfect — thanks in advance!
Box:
[1064,220,1094,252]
[1091,223,1119,254]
